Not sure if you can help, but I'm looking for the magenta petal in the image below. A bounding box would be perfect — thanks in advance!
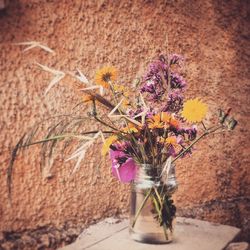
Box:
[110,149,123,160]
[112,158,137,183]
[168,145,176,157]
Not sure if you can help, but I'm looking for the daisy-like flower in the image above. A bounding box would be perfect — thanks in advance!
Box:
[159,136,182,156]
[122,123,140,134]
[113,84,125,93]
[95,66,117,88]
[182,98,208,123]
[121,98,130,109]
[165,136,178,146]
[148,112,180,129]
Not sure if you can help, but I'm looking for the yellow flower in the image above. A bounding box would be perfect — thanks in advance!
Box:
[95,66,117,88]
[121,98,130,108]
[101,135,118,156]
[159,136,177,145]
[165,136,178,146]
[148,112,180,129]
[113,84,125,93]
[122,124,140,133]
[182,98,208,123]
[159,136,181,153]
[113,84,129,96]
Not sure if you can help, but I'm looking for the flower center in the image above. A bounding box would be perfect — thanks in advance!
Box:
[102,73,112,83]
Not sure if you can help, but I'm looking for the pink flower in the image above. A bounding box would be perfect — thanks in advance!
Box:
[110,150,137,183]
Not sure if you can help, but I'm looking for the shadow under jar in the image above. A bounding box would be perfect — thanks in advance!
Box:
[129,163,178,244]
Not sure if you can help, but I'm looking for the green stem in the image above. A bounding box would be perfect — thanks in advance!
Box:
[154,187,163,209]
[152,193,168,240]
[132,187,153,228]
[172,124,223,164]
[201,121,207,130]
[162,223,169,240]
[172,131,208,163]
[93,116,120,132]
[22,131,114,147]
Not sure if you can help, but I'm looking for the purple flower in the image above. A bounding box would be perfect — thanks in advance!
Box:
[140,57,168,101]
[186,125,197,141]
[162,91,184,113]
[167,135,183,157]
[110,149,137,183]
[168,145,176,157]
[140,79,165,101]
[169,54,184,66]
[180,125,197,141]
[140,55,187,101]
[170,73,186,90]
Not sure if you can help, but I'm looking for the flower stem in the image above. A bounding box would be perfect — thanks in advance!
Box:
[172,131,208,163]
[201,121,207,130]
[93,115,120,132]
[132,187,153,228]
[21,131,113,147]
[172,124,224,164]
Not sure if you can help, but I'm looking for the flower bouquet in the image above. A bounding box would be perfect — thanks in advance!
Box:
[8,52,237,244]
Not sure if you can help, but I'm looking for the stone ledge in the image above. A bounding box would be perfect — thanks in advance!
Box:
[59,217,241,250]
[226,242,249,250]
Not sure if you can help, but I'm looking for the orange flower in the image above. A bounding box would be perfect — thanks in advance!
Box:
[165,136,178,146]
[121,98,130,109]
[148,112,179,129]
[95,66,117,88]
[122,123,140,133]
[159,136,177,145]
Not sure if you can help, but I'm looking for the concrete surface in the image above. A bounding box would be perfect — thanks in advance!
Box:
[226,242,249,250]
[59,217,241,250]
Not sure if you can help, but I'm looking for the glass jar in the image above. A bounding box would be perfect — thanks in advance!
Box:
[129,164,178,244]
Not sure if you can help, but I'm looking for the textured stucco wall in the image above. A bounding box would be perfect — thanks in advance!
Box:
[0,0,249,247]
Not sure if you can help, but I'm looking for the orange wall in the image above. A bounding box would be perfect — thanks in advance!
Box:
[0,0,249,241]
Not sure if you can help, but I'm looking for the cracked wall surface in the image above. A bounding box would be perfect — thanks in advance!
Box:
[0,0,249,247]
